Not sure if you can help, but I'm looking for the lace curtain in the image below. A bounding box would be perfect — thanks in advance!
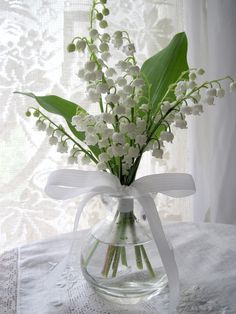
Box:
[184,0,236,224]
[0,0,191,253]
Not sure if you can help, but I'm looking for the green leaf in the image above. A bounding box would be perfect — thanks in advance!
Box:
[14,92,100,158]
[14,92,86,121]
[141,32,189,110]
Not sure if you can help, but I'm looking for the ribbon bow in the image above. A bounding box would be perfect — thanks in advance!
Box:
[45,169,195,313]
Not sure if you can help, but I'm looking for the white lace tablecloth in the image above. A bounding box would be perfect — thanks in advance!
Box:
[1,222,236,314]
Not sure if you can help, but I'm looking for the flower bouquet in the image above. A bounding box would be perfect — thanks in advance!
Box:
[16,0,236,308]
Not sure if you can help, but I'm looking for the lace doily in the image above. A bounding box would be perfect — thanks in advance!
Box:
[0,249,18,314]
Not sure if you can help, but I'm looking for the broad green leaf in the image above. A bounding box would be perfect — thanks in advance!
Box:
[14,92,100,158]
[14,92,85,121]
[141,32,189,110]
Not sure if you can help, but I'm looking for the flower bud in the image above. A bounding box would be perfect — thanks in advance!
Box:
[96,13,103,21]
[197,68,205,75]
[101,33,110,42]
[25,110,31,117]
[99,20,108,29]
[102,8,109,16]
[33,110,40,117]
[189,72,196,81]
[67,43,76,52]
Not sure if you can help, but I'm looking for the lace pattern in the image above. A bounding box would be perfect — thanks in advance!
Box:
[0,249,18,314]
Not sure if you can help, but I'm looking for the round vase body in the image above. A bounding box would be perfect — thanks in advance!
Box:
[80,196,168,304]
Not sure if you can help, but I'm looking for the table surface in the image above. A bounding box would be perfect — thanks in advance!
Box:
[1,222,236,314]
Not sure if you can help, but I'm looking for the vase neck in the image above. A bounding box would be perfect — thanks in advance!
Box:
[118,198,134,213]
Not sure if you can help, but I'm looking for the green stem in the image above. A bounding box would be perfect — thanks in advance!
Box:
[140,245,156,278]
[112,247,121,277]
[84,239,99,267]
[121,246,128,266]
[102,245,116,277]
[135,245,143,269]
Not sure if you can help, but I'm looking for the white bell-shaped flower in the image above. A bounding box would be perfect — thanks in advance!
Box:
[68,156,78,165]
[135,134,147,146]
[106,93,120,104]
[112,132,125,144]
[123,43,136,56]
[95,69,103,80]
[216,88,225,98]
[136,119,146,132]
[123,85,133,94]
[46,126,54,136]
[89,44,98,53]
[175,119,187,129]
[128,146,139,158]
[206,88,217,97]
[125,97,135,108]
[106,78,114,87]
[96,82,109,94]
[78,69,85,79]
[101,52,111,62]
[106,68,116,77]
[230,82,236,91]
[180,106,192,115]
[116,60,129,71]
[85,61,96,72]
[89,29,99,40]
[188,81,197,89]
[85,134,99,146]
[189,72,197,81]
[117,77,127,86]
[84,72,96,82]
[99,152,110,162]
[76,40,86,52]
[99,42,109,52]
[112,144,124,157]
[160,131,174,143]
[192,92,201,102]
[161,101,171,114]
[128,65,140,76]
[81,155,91,165]
[152,148,163,159]
[49,136,58,145]
[57,141,68,153]
[132,78,145,88]
[102,113,114,124]
[98,139,109,148]
[36,120,47,131]
[191,104,203,115]
[114,105,126,115]
[204,95,215,105]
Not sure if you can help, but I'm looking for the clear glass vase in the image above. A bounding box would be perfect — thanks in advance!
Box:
[80,196,168,304]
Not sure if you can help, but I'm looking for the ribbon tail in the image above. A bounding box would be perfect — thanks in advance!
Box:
[137,195,179,314]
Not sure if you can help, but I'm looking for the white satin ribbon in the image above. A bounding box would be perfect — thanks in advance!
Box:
[45,169,195,313]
